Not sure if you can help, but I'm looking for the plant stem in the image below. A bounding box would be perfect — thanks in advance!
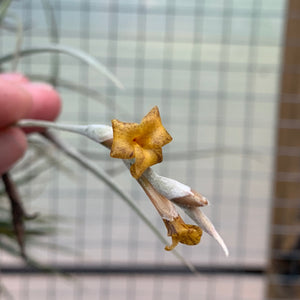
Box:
[2,172,26,258]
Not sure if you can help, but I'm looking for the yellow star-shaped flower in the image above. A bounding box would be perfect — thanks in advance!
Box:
[110,106,172,179]
[163,216,203,251]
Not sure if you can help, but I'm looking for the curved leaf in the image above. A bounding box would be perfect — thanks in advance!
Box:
[0,44,124,89]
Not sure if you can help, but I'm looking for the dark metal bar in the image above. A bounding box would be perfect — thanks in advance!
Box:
[0,264,265,276]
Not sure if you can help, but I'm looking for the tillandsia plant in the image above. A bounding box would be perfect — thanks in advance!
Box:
[18,106,229,256]
[0,1,229,276]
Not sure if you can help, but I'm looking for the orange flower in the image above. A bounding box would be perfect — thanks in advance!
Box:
[110,106,172,179]
[163,216,203,251]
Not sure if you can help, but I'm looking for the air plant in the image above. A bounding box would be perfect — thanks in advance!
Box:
[0,0,229,277]
[17,106,229,256]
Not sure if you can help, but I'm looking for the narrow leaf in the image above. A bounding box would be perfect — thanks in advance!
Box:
[0,44,124,89]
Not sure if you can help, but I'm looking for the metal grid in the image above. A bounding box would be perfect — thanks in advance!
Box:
[0,0,287,299]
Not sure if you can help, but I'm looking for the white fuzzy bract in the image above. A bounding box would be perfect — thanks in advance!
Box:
[84,125,113,143]
[143,168,192,200]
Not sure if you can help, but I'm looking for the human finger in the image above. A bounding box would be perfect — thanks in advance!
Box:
[0,80,32,128]
[22,82,61,133]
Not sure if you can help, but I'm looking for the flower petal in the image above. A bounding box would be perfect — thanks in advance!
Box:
[110,119,139,159]
[139,106,172,148]
[163,216,203,251]
[110,106,172,178]
[130,145,162,179]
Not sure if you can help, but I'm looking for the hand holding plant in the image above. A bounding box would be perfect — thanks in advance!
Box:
[18,106,229,257]
[0,73,61,174]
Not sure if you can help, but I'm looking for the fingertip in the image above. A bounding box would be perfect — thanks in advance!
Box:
[23,82,61,121]
[0,80,33,127]
[0,128,27,174]
[0,72,29,84]
[22,82,61,133]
